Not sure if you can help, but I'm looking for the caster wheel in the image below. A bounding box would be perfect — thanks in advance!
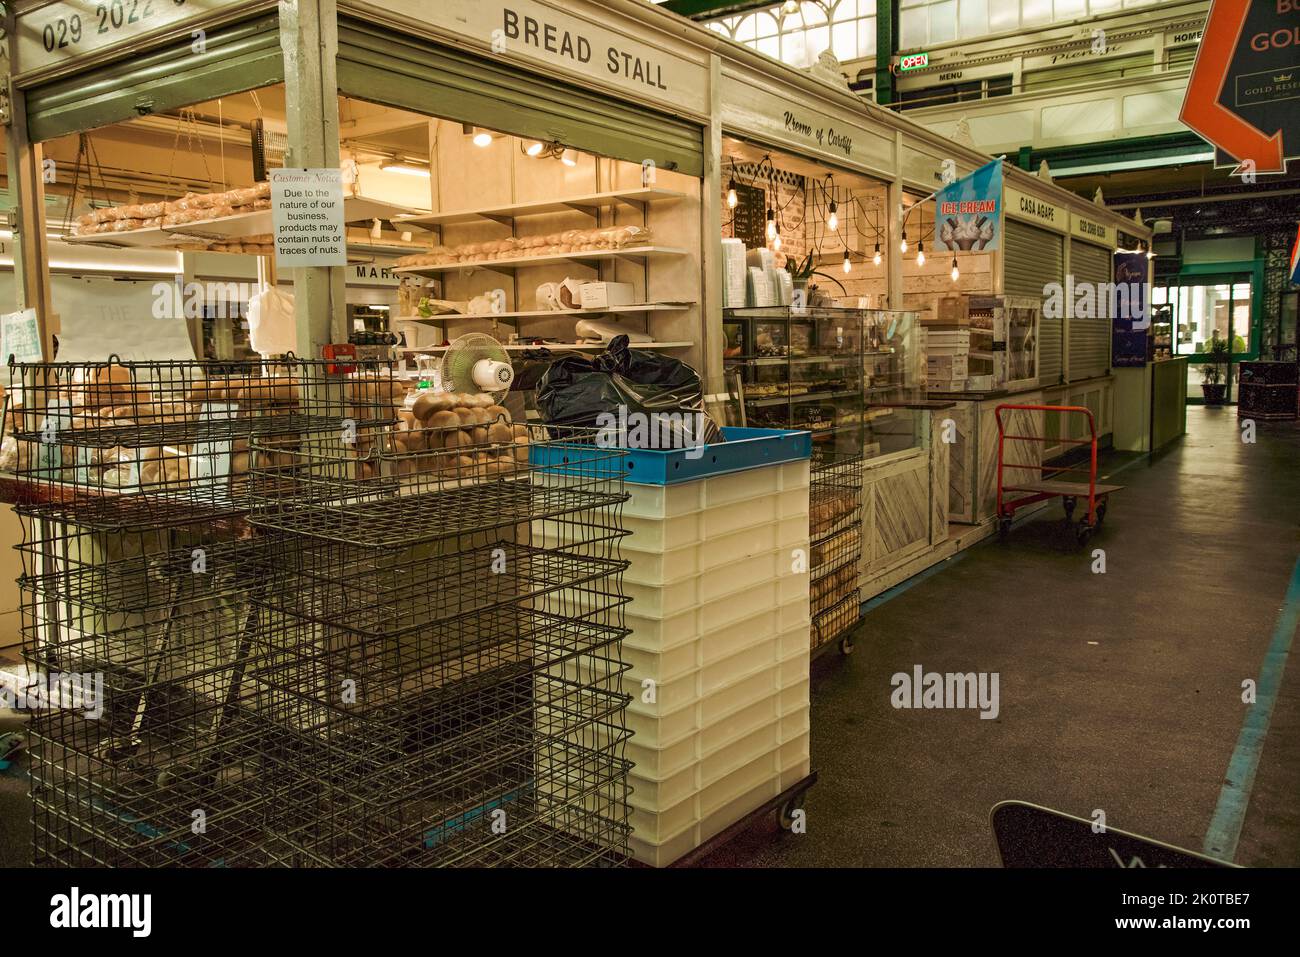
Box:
[839,635,855,656]
[1096,500,1108,528]
[1063,496,1077,522]
[998,517,1012,542]
[1075,523,1093,547]
[778,794,807,831]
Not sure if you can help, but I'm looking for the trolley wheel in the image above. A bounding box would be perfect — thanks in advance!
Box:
[998,516,1013,541]
[1062,496,1077,522]
[839,634,855,656]
[1075,523,1093,547]
[778,792,808,831]
[1095,499,1108,528]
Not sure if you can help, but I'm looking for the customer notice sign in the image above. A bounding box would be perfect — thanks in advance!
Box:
[1180,0,1300,175]
[271,169,348,268]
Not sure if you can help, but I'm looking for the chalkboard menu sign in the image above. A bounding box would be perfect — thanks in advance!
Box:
[730,183,767,250]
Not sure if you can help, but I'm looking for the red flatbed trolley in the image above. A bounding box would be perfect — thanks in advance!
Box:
[994,403,1122,546]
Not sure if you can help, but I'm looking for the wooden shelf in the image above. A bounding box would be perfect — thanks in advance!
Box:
[393,246,688,276]
[392,188,686,229]
[396,341,692,358]
[63,197,423,250]
[391,302,694,324]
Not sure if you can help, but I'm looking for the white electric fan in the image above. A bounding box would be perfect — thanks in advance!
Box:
[439,332,515,401]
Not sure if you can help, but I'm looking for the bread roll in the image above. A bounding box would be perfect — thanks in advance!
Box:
[427,410,460,432]
[488,422,514,445]
[443,429,473,452]
[453,407,476,429]
[471,426,489,445]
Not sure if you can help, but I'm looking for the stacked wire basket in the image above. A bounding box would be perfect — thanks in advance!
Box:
[808,448,863,655]
[2,357,633,867]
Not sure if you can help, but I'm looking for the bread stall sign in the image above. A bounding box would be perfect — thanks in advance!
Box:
[1180,0,1300,175]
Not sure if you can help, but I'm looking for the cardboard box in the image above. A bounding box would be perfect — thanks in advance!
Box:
[580,281,636,310]
[935,295,970,325]
[927,355,968,379]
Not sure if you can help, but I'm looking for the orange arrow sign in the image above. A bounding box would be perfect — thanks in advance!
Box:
[1180,0,1287,174]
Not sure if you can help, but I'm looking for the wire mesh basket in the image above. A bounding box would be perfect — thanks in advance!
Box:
[243,424,634,866]
[809,448,863,652]
[2,356,401,527]
[7,355,634,867]
[20,527,279,866]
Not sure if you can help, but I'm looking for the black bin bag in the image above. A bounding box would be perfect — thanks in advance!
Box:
[536,336,724,449]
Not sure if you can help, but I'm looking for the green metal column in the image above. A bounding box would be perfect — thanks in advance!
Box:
[876,0,897,106]
[280,0,346,357]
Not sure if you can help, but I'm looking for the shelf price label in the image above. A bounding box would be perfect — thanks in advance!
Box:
[14,0,242,76]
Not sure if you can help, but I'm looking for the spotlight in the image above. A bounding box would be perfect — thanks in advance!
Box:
[472,131,493,148]
[827,200,839,232]
[561,149,577,167]
[525,141,545,157]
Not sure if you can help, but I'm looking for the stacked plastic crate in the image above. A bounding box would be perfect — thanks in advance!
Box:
[615,433,812,866]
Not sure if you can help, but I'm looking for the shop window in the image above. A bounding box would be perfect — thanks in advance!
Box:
[931,1,958,43]
[988,0,1020,33]
[986,74,1014,97]
[961,0,990,38]
[1167,44,1199,70]
[1022,51,1154,91]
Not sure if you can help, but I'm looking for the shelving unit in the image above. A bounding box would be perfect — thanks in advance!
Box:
[392,187,686,228]
[395,303,694,323]
[397,341,692,355]
[64,197,420,249]
[393,246,688,275]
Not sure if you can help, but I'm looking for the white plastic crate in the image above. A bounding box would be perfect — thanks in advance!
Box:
[623,565,808,622]
[622,519,809,586]
[628,732,812,861]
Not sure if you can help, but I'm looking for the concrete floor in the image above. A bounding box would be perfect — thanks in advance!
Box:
[1,406,1296,868]
[698,406,1300,866]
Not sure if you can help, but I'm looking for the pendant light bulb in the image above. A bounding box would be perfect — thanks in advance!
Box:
[727,178,738,209]
[900,231,908,254]
[827,201,839,232]
[873,244,882,267]
[950,257,960,282]
[843,250,852,274]
[766,208,776,241]
[525,141,545,157]
[560,149,578,167]
[472,131,494,148]
[917,241,925,267]
[773,232,782,251]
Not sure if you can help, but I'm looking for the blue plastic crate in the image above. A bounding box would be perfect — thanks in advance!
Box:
[530,427,811,486]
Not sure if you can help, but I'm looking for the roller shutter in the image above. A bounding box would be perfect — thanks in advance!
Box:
[1005,219,1064,386]
[23,16,284,143]
[1068,239,1114,381]
[336,17,704,177]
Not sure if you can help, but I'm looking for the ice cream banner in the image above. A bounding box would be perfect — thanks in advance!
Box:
[933,159,1002,253]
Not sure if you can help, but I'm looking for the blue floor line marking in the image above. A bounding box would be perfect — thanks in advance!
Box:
[1203,554,1300,862]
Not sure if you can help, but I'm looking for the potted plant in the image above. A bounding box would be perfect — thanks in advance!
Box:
[1200,334,1230,406]
[788,250,817,293]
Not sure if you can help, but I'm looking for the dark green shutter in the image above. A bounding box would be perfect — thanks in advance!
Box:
[336,17,703,177]
[1005,219,1064,386]
[23,16,284,143]
[1069,239,1114,381]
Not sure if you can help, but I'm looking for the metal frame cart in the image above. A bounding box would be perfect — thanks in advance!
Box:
[995,403,1122,547]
